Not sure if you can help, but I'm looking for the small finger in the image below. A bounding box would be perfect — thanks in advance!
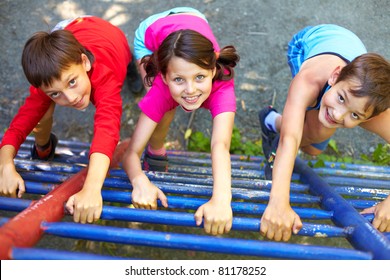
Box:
[274,228,283,242]
[150,202,157,210]
[266,227,275,240]
[10,190,17,198]
[87,212,94,224]
[210,223,219,236]
[260,222,268,237]
[218,223,226,235]
[282,228,292,242]
[372,217,381,229]
[79,208,88,224]
[378,220,387,232]
[93,209,101,222]
[203,219,211,234]
[224,221,232,234]
[73,208,81,223]
[360,206,375,215]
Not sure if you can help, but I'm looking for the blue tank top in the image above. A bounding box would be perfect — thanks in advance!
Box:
[307,83,331,111]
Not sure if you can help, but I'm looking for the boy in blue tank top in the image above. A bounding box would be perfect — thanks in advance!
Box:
[259,24,390,241]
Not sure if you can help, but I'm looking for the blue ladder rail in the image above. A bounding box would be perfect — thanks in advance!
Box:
[0,136,389,259]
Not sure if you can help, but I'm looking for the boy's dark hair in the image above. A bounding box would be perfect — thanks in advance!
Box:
[21,29,93,88]
[336,53,390,117]
[141,29,240,87]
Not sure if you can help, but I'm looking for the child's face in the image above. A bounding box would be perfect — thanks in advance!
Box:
[40,54,91,111]
[162,56,216,111]
[319,79,373,129]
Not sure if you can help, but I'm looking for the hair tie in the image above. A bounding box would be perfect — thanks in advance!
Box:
[215,51,220,60]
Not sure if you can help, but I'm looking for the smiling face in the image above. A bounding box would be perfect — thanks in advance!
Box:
[162,56,216,111]
[40,54,92,110]
[319,75,373,129]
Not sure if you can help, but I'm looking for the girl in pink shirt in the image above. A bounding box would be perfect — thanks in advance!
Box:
[122,7,240,235]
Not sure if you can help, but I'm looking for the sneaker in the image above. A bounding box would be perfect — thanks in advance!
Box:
[142,150,168,172]
[126,59,144,95]
[31,133,58,161]
[263,134,280,180]
[258,106,279,180]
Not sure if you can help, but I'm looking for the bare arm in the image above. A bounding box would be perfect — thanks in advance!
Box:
[359,109,390,143]
[122,112,168,209]
[194,112,234,235]
[261,69,323,241]
[359,108,390,232]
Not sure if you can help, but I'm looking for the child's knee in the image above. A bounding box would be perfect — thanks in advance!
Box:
[300,145,323,156]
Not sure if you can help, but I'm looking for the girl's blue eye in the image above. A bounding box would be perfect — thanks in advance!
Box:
[174,77,183,83]
[196,75,205,81]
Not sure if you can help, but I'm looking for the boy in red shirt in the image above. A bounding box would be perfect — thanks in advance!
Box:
[0,16,142,223]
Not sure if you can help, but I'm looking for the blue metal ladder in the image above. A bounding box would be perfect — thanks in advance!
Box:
[0,136,389,259]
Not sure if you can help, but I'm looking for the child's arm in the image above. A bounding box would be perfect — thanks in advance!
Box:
[261,69,323,241]
[359,109,390,232]
[65,152,109,223]
[64,73,122,223]
[0,90,54,199]
[359,109,390,143]
[194,112,234,235]
[0,145,25,198]
[361,196,390,232]
[122,112,168,209]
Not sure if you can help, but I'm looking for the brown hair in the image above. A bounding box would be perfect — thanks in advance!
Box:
[336,53,390,117]
[141,29,240,87]
[21,29,93,88]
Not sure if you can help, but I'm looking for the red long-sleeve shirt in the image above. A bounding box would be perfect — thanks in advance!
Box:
[1,16,131,161]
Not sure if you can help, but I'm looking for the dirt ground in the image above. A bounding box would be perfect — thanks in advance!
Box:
[1,0,389,158]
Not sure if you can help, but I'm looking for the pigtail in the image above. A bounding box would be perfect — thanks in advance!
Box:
[214,45,240,81]
[141,53,159,87]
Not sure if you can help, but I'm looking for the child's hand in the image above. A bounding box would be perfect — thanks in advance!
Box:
[361,196,390,232]
[65,188,103,224]
[131,176,168,210]
[194,198,233,235]
[0,162,25,198]
[260,201,302,241]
